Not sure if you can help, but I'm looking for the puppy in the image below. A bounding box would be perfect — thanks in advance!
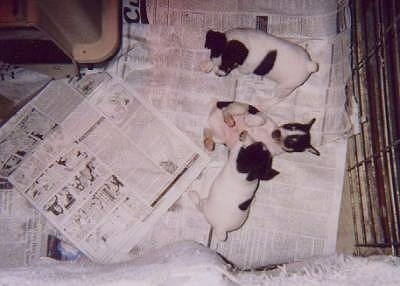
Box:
[190,131,279,241]
[202,28,319,108]
[204,101,320,156]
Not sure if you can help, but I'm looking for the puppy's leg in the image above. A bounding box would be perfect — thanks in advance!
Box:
[218,101,266,127]
[244,113,266,127]
[213,228,227,241]
[203,128,216,151]
[239,130,257,148]
[199,60,215,73]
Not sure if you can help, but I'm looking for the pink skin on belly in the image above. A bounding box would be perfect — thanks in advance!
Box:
[205,108,281,154]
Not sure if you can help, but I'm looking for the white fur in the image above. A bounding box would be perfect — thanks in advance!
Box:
[204,101,284,156]
[224,29,318,80]
[203,28,319,108]
[189,135,258,241]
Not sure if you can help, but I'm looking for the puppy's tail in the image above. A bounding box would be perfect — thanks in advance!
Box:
[307,61,319,73]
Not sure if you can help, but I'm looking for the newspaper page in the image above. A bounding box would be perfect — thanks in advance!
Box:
[0,64,55,267]
[6,74,209,264]
[0,183,73,267]
[0,184,46,267]
[144,0,350,38]
[113,0,352,268]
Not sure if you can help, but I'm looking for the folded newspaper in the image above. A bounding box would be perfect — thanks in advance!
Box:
[3,74,209,263]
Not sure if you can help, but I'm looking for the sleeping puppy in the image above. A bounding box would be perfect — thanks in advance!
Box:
[204,100,320,156]
[189,131,279,241]
[202,28,319,108]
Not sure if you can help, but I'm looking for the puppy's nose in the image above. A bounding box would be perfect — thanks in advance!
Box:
[272,129,281,139]
[215,69,227,77]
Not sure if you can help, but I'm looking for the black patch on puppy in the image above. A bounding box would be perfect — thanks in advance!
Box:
[253,50,277,76]
[280,119,320,156]
[283,132,311,153]
[205,30,227,59]
[248,104,260,114]
[236,142,279,181]
[238,198,253,211]
[219,40,249,75]
[216,101,233,109]
[281,122,312,153]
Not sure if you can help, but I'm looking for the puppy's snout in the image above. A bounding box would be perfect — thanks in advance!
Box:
[272,129,281,140]
[215,67,229,77]
[215,70,227,77]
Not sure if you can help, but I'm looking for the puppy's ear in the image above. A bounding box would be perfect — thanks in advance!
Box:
[223,40,249,66]
[307,145,320,156]
[306,118,316,130]
[205,30,227,58]
[260,168,280,181]
[247,168,279,181]
[205,30,215,49]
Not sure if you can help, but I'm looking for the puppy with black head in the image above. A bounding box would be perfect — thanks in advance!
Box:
[204,100,320,156]
[190,131,279,241]
[201,28,319,108]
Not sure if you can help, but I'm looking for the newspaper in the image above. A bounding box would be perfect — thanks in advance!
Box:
[0,185,46,267]
[3,74,209,264]
[0,64,54,267]
[112,0,352,268]
[144,0,350,38]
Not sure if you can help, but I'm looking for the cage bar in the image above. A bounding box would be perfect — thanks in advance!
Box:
[347,0,400,256]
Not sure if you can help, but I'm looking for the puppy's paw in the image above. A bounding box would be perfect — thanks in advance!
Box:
[214,229,227,241]
[239,130,248,141]
[223,114,235,127]
[244,114,265,127]
[199,60,214,73]
[203,137,216,151]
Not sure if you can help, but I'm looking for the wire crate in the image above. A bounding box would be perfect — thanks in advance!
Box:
[346,0,400,256]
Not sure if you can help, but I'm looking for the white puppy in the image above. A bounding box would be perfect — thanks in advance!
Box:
[203,100,320,156]
[202,28,319,108]
[190,131,279,241]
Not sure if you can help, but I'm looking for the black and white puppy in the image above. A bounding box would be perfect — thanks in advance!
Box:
[204,100,320,156]
[202,28,319,107]
[190,131,279,241]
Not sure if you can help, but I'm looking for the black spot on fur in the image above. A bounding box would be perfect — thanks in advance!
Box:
[236,142,279,181]
[253,50,277,76]
[280,119,319,154]
[247,104,259,114]
[205,30,227,59]
[283,134,311,152]
[219,40,249,75]
[238,198,253,211]
[281,122,311,133]
[216,101,233,109]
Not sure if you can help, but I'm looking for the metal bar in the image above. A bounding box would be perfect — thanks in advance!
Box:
[382,2,400,255]
[347,0,400,256]
[351,0,373,246]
